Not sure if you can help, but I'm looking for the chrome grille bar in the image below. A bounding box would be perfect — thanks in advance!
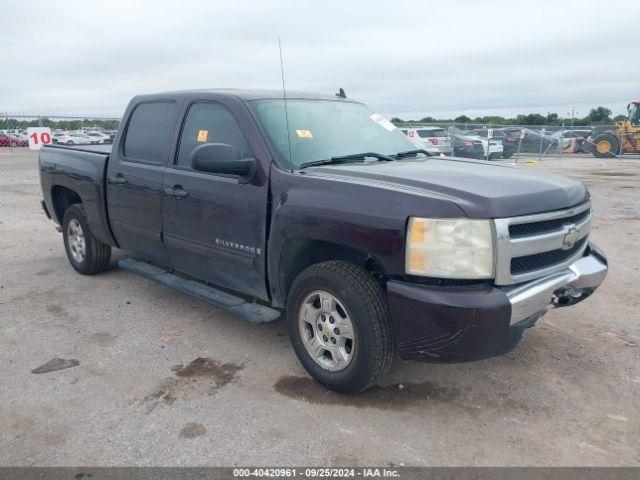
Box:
[494,201,591,285]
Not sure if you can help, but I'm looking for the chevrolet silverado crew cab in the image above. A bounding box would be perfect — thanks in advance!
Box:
[39,89,608,393]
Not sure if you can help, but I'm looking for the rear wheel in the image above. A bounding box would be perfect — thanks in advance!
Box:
[62,204,111,275]
[592,134,619,158]
[286,261,394,394]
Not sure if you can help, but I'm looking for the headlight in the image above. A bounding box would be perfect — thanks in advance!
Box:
[406,218,494,279]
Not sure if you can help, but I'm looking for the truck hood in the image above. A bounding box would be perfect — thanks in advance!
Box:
[306,157,588,218]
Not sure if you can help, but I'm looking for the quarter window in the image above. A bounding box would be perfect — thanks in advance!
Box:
[176,102,252,168]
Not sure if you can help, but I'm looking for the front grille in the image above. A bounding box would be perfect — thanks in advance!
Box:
[494,202,591,284]
[511,237,588,275]
[509,208,590,238]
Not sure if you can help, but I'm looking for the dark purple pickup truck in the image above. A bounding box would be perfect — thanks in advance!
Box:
[39,89,608,393]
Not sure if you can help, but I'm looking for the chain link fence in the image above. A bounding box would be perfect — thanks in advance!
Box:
[396,121,639,163]
[0,114,121,216]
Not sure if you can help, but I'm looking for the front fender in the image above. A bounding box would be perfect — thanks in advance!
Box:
[267,166,463,306]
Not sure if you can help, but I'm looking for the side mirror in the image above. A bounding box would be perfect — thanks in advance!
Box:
[190,143,256,179]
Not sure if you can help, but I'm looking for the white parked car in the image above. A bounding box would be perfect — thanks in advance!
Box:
[400,128,441,155]
[403,127,452,155]
[11,132,28,142]
[84,131,111,144]
[56,132,93,145]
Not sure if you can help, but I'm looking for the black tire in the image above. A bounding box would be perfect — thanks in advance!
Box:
[286,260,394,394]
[592,134,619,158]
[62,204,111,275]
[502,151,514,159]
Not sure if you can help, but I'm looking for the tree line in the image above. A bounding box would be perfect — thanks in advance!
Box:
[0,117,120,131]
[391,106,624,126]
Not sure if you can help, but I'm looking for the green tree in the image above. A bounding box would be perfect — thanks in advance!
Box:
[586,106,612,124]
[454,115,471,123]
[515,113,547,125]
[546,113,559,124]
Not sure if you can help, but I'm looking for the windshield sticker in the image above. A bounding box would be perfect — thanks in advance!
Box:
[296,129,313,138]
[197,130,208,142]
[369,113,396,132]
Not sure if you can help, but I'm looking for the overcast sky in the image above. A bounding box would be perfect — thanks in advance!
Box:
[2,0,638,120]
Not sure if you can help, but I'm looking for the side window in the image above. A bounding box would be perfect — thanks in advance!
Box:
[123,102,176,163]
[176,102,252,168]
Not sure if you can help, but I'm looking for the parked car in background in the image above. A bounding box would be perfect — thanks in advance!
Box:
[453,130,503,159]
[85,131,111,144]
[404,127,452,155]
[452,135,485,158]
[52,132,67,143]
[0,132,28,147]
[11,132,29,143]
[472,129,519,158]
[400,128,441,155]
[561,129,593,153]
[515,128,569,153]
[55,132,93,145]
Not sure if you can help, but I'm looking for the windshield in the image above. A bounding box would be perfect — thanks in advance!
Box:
[629,103,639,125]
[249,99,416,169]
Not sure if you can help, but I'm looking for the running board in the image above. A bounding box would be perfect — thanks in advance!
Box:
[118,258,281,324]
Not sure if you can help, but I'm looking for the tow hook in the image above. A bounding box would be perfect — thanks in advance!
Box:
[552,286,594,308]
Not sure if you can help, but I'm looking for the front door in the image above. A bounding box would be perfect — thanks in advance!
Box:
[161,100,269,300]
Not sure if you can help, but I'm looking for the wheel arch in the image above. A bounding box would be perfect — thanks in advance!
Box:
[274,237,388,308]
[51,185,82,224]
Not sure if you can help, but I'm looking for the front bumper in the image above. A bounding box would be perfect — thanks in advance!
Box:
[387,242,607,362]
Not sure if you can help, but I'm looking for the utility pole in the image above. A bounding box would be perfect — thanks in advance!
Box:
[567,105,578,131]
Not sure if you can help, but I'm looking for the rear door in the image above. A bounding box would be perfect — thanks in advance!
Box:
[161,98,270,300]
[106,100,178,264]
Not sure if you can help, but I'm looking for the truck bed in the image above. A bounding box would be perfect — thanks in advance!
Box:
[40,143,116,247]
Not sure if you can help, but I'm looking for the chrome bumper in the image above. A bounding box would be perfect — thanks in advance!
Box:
[503,246,608,325]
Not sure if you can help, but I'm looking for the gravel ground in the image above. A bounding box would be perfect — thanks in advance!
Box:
[0,149,638,466]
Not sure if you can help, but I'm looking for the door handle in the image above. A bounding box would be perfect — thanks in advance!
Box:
[164,185,189,198]
[110,173,128,185]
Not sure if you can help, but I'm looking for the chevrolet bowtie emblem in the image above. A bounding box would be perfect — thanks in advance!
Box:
[562,227,580,250]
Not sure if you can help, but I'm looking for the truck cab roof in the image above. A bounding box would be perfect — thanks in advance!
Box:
[145,88,353,102]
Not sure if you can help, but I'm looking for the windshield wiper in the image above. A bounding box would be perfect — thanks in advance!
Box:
[393,149,432,158]
[299,152,395,169]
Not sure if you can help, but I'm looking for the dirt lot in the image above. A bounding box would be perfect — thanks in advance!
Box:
[0,149,638,466]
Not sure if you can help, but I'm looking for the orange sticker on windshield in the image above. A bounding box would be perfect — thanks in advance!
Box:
[197,130,208,142]
[296,129,313,138]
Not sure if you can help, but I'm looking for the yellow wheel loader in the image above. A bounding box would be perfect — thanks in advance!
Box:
[589,101,640,157]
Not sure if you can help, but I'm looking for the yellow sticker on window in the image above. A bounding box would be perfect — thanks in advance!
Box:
[296,129,313,138]
[197,130,208,142]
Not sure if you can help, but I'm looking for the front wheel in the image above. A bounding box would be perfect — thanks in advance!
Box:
[286,261,394,394]
[62,204,111,275]
[592,134,619,158]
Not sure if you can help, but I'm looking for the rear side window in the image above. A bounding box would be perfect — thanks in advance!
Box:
[176,102,252,168]
[123,102,176,163]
